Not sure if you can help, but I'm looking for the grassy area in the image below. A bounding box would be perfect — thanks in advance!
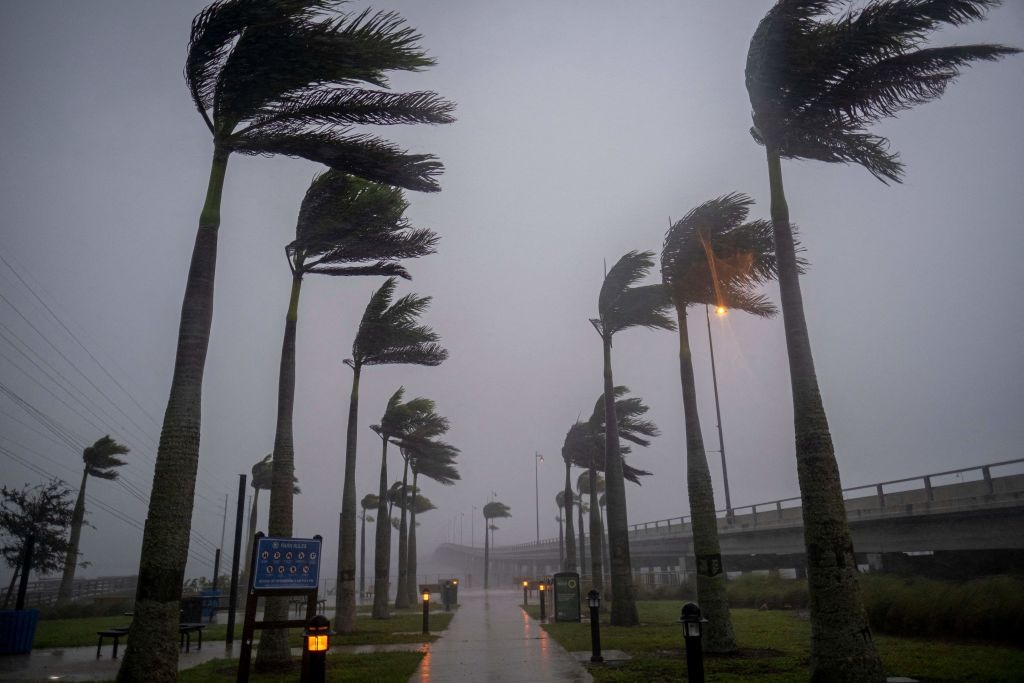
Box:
[33,609,452,649]
[524,602,1024,682]
[179,651,424,682]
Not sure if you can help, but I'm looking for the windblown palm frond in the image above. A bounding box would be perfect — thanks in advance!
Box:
[82,436,129,481]
[483,501,511,519]
[746,0,1019,182]
[596,251,676,338]
[352,280,448,368]
[360,493,379,511]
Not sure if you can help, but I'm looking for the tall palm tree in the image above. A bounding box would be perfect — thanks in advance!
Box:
[403,438,459,605]
[123,3,453,677]
[337,279,446,629]
[369,389,443,618]
[662,193,781,653]
[591,251,674,625]
[58,436,129,602]
[559,432,577,573]
[482,501,510,589]
[263,173,436,651]
[241,455,298,611]
[359,493,378,602]
[578,471,602,589]
[554,491,566,568]
[745,2,1017,678]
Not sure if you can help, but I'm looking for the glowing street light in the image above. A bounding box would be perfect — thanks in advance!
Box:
[705,304,734,522]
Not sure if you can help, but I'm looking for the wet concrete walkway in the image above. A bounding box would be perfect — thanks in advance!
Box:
[408,588,592,683]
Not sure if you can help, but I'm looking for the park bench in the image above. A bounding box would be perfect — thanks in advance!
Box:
[95,626,130,659]
[179,622,204,652]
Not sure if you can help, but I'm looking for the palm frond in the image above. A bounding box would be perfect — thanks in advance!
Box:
[483,501,511,519]
[230,129,444,192]
[603,283,676,336]
[304,262,411,278]
[598,250,654,315]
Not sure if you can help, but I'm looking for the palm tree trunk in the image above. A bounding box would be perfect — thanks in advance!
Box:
[337,363,362,632]
[766,148,883,681]
[600,505,610,588]
[406,471,419,605]
[676,306,736,652]
[257,273,303,667]
[118,146,229,683]
[577,493,586,579]
[359,511,366,603]
[557,509,564,568]
[588,470,603,594]
[240,491,258,612]
[372,435,391,619]
[562,461,576,572]
[602,334,638,626]
[58,469,89,602]
[483,512,490,589]
[395,458,411,609]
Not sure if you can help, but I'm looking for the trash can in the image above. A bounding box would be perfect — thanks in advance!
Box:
[0,609,39,654]
[200,590,221,623]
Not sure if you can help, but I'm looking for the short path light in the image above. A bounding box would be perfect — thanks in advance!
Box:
[522,579,529,606]
[422,591,431,634]
[538,582,547,621]
[588,589,603,663]
[301,614,334,683]
[679,602,706,683]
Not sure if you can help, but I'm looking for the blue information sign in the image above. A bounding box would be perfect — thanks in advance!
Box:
[252,536,321,590]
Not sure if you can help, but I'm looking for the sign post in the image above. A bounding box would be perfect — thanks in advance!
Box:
[237,532,323,682]
[552,572,581,622]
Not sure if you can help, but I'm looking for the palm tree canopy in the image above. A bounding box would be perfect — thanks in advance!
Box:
[386,482,434,514]
[287,171,439,279]
[351,278,448,368]
[82,436,129,481]
[746,0,1020,182]
[594,251,676,339]
[251,453,300,493]
[185,0,455,191]
[662,192,784,316]
[555,490,567,508]
[483,501,511,520]
[360,493,379,511]
[577,472,605,496]
[405,439,460,486]
[561,419,652,485]
[373,388,449,443]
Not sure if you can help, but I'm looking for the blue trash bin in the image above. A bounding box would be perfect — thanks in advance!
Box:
[0,609,39,655]
[199,590,221,623]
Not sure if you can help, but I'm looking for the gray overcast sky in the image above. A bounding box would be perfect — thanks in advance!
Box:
[1,1,1022,583]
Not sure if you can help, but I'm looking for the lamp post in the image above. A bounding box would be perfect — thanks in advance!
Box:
[534,452,544,544]
[422,591,430,634]
[587,590,603,663]
[706,304,734,522]
[301,614,334,683]
[538,581,547,621]
[680,602,706,682]
[522,579,529,606]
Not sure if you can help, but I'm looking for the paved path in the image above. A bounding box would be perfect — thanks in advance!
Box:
[408,588,592,683]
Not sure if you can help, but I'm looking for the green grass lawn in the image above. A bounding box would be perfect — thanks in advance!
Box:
[33,609,452,649]
[179,651,424,683]
[524,602,1024,682]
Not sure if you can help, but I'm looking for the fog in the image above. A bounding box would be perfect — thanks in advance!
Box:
[1,1,1022,587]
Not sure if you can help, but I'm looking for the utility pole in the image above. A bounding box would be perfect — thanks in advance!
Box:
[705,304,734,522]
[534,453,543,544]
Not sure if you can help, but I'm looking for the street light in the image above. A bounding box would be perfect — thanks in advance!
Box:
[534,452,544,544]
[705,304,734,522]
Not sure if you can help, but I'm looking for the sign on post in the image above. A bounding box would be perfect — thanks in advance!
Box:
[552,571,581,622]
[252,536,321,590]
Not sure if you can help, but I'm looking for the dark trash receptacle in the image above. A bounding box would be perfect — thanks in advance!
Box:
[0,609,39,655]
[180,597,203,624]
[199,590,221,623]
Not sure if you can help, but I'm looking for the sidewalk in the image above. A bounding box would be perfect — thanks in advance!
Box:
[408,588,592,683]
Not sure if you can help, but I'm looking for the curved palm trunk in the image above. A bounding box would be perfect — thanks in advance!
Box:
[483,513,490,589]
[577,493,586,578]
[257,274,303,667]
[118,147,228,683]
[58,469,89,602]
[372,435,391,619]
[562,461,576,572]
[336,364,362,632]
[676,306,736,652]
[395,459,411,609]
[602,335,638,626]
[767,148,883,681]
[588,471,603,594]
[406,471,419,605]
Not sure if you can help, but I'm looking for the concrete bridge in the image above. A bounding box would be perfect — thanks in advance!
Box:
[435,458,1024,585]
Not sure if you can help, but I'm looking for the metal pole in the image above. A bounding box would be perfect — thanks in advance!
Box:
[227,473,246,644]
[705,304,733,521]
[471,507,476,548]
[212,548,221,591]
[534,453,541,544]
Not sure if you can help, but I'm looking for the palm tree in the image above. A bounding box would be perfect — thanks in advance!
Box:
[482,501,511,589]
[337,279,446,629]
[578,472,602,589]
[263,173,436,646]
[241,455,298,609]
[662,192,781,653]
[359,494,378,602]
[559,432,577,573]
[58,436,129,602]
[591,252,674,625]
[554,491,566,568]
[123,3,453,676]
[403,438,459,605]
[369,389,443,619]
[745,2,1017,678]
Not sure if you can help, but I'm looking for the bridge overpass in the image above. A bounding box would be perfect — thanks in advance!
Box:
[434,458,1024,585]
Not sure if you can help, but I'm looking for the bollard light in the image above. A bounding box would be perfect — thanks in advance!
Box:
[679,602,706,683]
[538,582,546,621]
[422,591,431,634]
[523,579,529,606]
[301,614,334,683]
[588,589,603,663]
